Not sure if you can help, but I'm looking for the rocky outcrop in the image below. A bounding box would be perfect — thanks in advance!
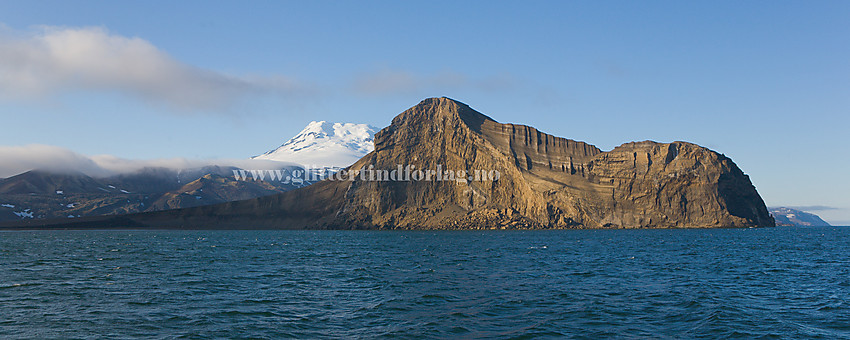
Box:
[2,97,774,230]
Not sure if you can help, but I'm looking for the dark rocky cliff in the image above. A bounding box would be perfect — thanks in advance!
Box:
[2,97,774,230]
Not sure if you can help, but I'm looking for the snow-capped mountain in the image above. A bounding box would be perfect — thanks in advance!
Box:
[252,121,378,169]
[769,207,831,227]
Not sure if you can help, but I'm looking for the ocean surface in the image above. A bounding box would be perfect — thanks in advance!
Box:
[1,227,849,339]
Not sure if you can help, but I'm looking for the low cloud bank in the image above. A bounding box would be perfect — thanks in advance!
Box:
[785,205,838,212]
[0,144,296,178]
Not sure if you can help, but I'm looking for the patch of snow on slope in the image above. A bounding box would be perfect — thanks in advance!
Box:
[15,209,33,218]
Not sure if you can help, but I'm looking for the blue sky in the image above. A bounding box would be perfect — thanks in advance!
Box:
[0,1,848,223]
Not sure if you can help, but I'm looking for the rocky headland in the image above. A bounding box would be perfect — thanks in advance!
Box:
[1,97,774,230]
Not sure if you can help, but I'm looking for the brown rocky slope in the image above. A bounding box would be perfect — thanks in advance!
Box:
[3,97,774,229]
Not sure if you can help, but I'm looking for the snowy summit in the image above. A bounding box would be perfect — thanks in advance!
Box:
[252,121,377,169]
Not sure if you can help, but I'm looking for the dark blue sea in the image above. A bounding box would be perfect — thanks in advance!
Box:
[1,227,849,339]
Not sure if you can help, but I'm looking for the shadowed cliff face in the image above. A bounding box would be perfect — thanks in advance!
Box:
[1,97,774,230]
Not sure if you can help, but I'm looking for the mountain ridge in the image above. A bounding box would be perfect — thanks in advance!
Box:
[0,118,375,222]
[0,166,303,221]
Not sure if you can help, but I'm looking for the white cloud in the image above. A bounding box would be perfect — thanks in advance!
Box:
[0,144,108,177]
[0,144,297,178]
[351,69,518,95]
[784,205,838,212]
[0,25,303,111]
